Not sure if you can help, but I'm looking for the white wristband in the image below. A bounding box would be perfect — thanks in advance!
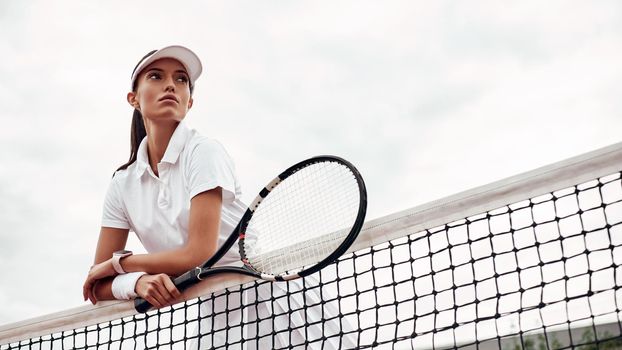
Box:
[111,272,147,300]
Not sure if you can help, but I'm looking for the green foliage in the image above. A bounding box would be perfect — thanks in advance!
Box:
[550,336,563,350]
[577,329,622,350]
[505,327,622,350]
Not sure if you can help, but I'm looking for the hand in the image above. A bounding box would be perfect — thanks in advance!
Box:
[83,259,116,304]
[135,274,182,309]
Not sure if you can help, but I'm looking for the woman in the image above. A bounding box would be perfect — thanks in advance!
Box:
[82,46,354,348]
[82,45,245,310]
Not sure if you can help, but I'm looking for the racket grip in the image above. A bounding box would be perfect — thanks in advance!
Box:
[172,268,200,291]
[134,295,154,313]
[134,268,201,313]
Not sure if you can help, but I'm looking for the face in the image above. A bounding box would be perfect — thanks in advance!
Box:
[127,58,193,123]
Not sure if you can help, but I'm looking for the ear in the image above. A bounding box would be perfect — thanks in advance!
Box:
[187,97,193,110]
[127,92,140,110]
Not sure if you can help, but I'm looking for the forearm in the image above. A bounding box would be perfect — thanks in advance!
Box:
[120,190,222,277]
[120,245,216,277]
[92,277,115,301]
[93,273,150,301]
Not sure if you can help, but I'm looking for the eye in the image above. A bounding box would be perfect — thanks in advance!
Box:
[147,72,161,80]
[176,75,189,84]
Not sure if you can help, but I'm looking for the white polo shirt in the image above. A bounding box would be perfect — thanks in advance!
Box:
[100,122,356,347]
[101,120,245,270]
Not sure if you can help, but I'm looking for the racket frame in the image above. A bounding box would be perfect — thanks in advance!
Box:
[135,155,367,312]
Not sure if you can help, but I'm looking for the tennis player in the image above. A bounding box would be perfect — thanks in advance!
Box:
[81,45,244,308]
[82,45,354,348]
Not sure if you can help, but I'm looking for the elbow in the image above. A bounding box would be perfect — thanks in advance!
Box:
[183,244,218,270]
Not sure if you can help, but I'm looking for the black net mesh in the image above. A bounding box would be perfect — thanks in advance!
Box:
[2,171,621,349]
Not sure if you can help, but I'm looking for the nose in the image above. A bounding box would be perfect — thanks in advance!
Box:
[164,75,175,92]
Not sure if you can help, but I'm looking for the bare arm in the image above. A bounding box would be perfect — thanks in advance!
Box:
[94,227,130,263]
[120,188,222,276]
[85,188,223,304]
[89,227,129,301]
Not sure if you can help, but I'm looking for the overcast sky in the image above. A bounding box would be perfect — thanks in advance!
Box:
[0,1,621,326]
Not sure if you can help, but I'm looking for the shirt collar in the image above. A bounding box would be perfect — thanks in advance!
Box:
[135,138,149,178]
[134,121,192,178]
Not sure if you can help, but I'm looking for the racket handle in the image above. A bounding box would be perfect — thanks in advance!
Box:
[134,295,154,313]
[173,268,200,291]
[134,268,201,313]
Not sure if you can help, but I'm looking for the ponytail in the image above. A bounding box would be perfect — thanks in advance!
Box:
[115,109,147,173]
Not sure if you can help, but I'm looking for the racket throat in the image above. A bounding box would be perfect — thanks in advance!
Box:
[194,267,205,281]
[196,266,260,280]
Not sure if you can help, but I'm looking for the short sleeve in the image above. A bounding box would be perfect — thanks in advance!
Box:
[187,139,240,204]
[101,176,131,229]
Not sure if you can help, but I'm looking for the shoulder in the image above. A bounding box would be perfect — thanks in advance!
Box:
[182,133,242,200]
[185,133,233,162]
[112,165,133,179]
[181,133,239,182]
[102,167,132,205]
[187,133,229,154]
[109,164,134,188]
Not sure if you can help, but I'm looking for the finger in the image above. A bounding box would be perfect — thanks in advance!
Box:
[162,276,182,300]
[154,281,176,305]
[144,295,162,310]
[86,287,95,305]
[147,288,167,309]
[91,281,98,304]
[89,289,96,305]
[86,283,95,305]
[83,280,92,302]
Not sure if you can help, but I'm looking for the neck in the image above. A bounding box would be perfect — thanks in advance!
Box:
[143,120,180,176]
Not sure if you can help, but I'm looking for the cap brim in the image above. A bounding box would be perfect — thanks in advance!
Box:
[130,45,202,88]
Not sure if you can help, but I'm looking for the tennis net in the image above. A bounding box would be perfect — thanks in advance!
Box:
[1,142,621,349]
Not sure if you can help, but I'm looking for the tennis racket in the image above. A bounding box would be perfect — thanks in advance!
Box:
[135,155,367,313]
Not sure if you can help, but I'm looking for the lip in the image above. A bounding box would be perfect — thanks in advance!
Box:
[158,94,179,103]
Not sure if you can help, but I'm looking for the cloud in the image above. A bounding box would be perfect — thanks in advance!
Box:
[1,0,621,328]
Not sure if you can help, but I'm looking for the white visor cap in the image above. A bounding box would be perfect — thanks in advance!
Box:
[130,45,203,89]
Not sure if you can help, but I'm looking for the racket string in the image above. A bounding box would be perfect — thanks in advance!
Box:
[244,161,361,275]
